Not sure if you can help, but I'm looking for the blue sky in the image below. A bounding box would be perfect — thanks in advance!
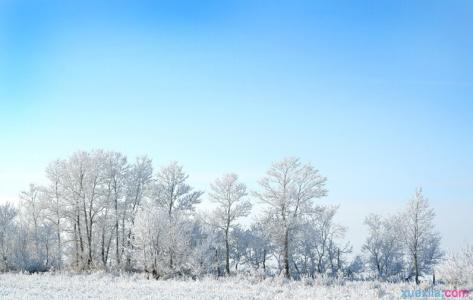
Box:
[0,0,472,252]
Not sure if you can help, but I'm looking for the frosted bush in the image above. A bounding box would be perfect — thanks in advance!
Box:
[437,245,473,288]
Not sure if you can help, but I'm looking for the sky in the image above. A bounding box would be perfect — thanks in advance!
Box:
[0,0,472,254]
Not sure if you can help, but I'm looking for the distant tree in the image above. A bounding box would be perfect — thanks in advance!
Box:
[255,157,327,278]
[0,203,17,271]
[345,255,364,279]
[44,160,66,269]
[362,214,404,280]
[123,156,153,269]
[19,184,43,259]
[400,188,442,284]
[103,151,129,268]
[153,162,203,271]
[293,205,348,278]
[247,219,274,273]
[209,173,251,275]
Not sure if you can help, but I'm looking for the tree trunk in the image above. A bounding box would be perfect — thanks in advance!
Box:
[126,228,133,269]
[74,223,79,268]
[56,219,62,270]
[101,228,106,267]
[225,228,230,275]
[76,211,84,267]
[414,253,420,285]
[263,249,266,272]
[284,228,290,278]
[115,196,120,266]
[215,248,220,277]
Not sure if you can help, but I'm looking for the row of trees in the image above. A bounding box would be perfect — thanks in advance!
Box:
[0,150,444,283]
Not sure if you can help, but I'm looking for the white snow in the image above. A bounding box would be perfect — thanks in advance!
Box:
[0,272,462,300]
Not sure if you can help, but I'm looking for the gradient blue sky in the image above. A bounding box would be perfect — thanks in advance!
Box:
[1,0,472,252]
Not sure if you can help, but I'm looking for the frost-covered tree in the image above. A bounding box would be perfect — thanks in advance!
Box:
[400,188,442,284]
[437,245,473,287]
[292,205,349,278]
[152,162,203,273]
[255,157,327,278]
[209,173,251,275]
[362,214,404,280]
[123,156,153,269]
[102,151,129,268]
[19,184,43,260]
[230,220,274,274]
[247,220,274,273]
[0,203,17,271]
[44,160,67,269]
[18,184,60,271]
[345,255,364,279]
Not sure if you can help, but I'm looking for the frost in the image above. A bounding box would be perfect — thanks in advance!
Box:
[0,272,426,300]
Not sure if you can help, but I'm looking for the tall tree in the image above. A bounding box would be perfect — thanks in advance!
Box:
[154,162,203,270]
[400,188,442,284]
[44,160,66,270]
[209,173,251,275]
[19,184,42,257]
[103,151,129,268]
[123,156,153,269]
[255,157,327,278]
[0,203,17,271]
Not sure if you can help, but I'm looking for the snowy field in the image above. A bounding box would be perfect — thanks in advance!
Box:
[1,272,467,300]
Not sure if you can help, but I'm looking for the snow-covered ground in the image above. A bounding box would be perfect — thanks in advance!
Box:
[2,272,466,300]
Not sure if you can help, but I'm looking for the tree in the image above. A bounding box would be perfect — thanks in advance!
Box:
[243,219,274,273]
[255,157,327,278]
[104,151,129,268]
[400,188,442,284]
[209,173,251,275]
[19,184,43,260]
[153,162,203,272]
[0,203,17,271]
[437,245,473,287]
[362,214,403,280]
[292,205,348,278]
[44,160,66,270]
[123,156,153,269]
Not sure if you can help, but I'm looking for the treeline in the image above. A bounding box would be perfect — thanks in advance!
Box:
[0,150,444,283]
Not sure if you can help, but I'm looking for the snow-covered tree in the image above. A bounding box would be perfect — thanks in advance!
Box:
[255,157,327,278]
[0,203,17,271]
[152,162,203,274]
[123,156,153,269]
[44,160,67,269]
[19,184,43,262]
[292,205,349,278]
[400,188,442,284]
[437,245,473,287]
[209,173,251,275]
[362,214,404,280]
